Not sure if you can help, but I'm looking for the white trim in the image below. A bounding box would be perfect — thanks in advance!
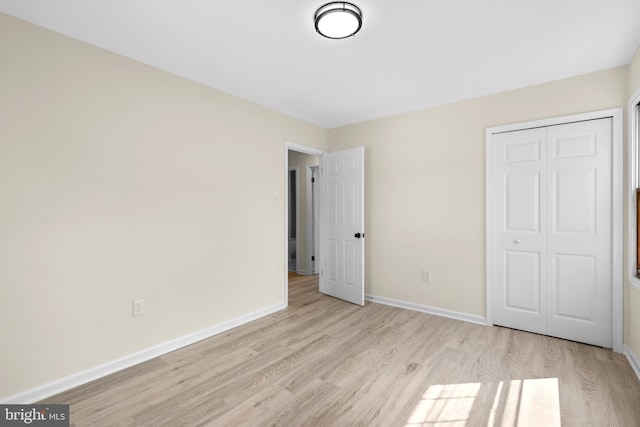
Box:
[284,142,325,302]
[628,87,640,291]
[0,302,286,404]
[611,108,623,353]
[286,141,325,156]
[305,164,313,275]
[624,345,640,382]
[486,109,622,134]
[485,108,624,353]
[485,127,495,327]
[365,294,487,326]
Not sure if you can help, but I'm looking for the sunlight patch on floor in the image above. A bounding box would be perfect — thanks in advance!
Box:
[406,378,560,426]
[405,382,480,426]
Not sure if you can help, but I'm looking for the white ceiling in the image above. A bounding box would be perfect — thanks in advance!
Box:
[2,0,640,128]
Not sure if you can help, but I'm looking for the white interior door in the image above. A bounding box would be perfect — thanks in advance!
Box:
[492,118,613,347]
[319,146,364,306]
[493,128,548,335]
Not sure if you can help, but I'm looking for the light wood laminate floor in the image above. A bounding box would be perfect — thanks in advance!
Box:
[46,274,640,426]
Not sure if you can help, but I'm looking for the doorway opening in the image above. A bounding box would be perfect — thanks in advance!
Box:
[284,142,366,307]
[284,142,324,303]
[288,167,298,273]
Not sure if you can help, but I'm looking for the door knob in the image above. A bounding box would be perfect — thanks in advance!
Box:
[355,233,364,238]
[514,239,522,244]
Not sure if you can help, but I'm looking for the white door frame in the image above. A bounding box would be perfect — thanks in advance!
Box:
[284,141,325,304]
[627,87,640,291]
[485,108,623,352]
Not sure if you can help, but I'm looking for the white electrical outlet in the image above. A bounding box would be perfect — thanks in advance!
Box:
[133,299,144,317]
[422,270,431,282]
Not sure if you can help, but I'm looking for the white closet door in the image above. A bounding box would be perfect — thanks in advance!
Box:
[493,128,548,334]
[546,119,612,347]
[492,118,613,348]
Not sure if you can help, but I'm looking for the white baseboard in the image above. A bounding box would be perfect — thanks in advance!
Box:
[1,302,287,404]
[624,345,640,382]
[364,294,486,325]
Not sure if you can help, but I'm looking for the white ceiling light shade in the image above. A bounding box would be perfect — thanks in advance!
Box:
[314,2,363,39]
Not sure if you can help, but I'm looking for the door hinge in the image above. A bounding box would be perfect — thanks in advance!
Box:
[311,256,315,261]
[311,177,315,183]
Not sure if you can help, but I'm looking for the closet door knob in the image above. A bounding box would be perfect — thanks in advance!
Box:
[514,239,522,244]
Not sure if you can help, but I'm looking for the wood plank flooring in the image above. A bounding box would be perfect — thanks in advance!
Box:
[45,274,640,426]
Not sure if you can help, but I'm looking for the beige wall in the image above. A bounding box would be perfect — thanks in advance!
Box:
[0,14,326,399]
[328,67,628,318]
[288,151,320,273]
[627,46,640,358]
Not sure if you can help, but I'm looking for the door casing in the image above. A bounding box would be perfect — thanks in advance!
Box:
[485,108,623,353]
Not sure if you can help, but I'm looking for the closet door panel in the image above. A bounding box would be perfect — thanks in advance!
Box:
[493,128,547,334]
[546,118,612,348]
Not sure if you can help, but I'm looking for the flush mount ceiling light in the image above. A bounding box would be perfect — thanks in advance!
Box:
[314,2,363,39]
